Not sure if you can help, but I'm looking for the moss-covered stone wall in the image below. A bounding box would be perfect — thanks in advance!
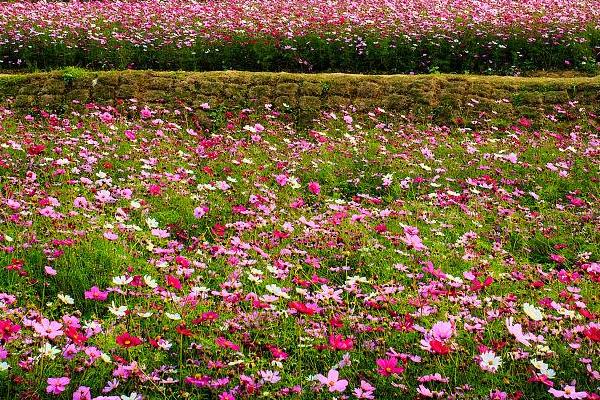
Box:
[1,70,599,122]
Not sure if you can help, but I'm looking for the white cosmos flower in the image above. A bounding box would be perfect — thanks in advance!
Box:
[265,284,290,299]
[531,359,556,378]
[143,275,158,288]
[58,293,74,305]
[288,177,301,189]
[479,351,502,373]
[165,312,181,320]
[112,275,133,286]
[120,393,142,400]
[137,311,154,318]
[146,218,159,228]
[0,362,9,371]
[39,343,60,359]
[523,303,544,321]
[109,301,127,317]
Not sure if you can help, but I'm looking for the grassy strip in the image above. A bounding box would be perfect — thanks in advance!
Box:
[1,32,600,74]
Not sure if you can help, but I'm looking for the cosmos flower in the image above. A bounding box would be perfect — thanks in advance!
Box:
[315,369,347,392]
[479,351,502,373]
[46,377,70,395]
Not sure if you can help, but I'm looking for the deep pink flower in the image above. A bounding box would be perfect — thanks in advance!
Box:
[308,181,321,195]
[328,334,353,350]
[0,319,20,341]
[166,274,182,290]
[376,357,404,376]
[84,286,108,301]
[115,332,142,348]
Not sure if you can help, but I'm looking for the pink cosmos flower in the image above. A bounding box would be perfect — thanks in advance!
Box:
[103,231,118,241]
[73,197,89,208]
[44,266,57,275]
[33,318,63,340]
[194,205,209,218]
[402,226,427,251]
[124,130,136,141]
[376,357,404,376]
[73,385,91,400]
[46,377,70,395]
[219,392,235,400]
[548,385,588,399]
[353,380,375,399]
[505,317,533,346]
[275,174,288,186]
[84,286,108,301]
[328,334,353,350]
[308,181,321,195]
[430,321,454,341]
[315,369,348,393]
[215,337,240,351]
[166,274,182,290]
[140,108,152,119]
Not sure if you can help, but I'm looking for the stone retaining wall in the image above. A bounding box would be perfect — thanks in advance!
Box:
[1,70,599,123]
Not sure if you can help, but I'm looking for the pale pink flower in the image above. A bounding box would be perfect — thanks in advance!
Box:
[315,369,347,393]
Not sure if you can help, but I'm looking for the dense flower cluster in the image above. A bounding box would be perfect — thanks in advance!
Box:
[0,0,599,72]
[0,98,598,399]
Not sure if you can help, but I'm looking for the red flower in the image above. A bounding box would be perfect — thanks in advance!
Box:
[374,224,387,233]
[267,345,288,360]
[6,258,24,272]
[65,326,87,345]
[116,332,142,348]
[0,319,21,342]
[175,256,190,267]
[584,326,600,342]
[430,339,451,355]
[176,324,193,337]
[215,337,240,351]
[166,275,182,290]
[329,334,353,351]
[307,181,321,195]
[212,223,226,237]
[27,144,46,156]
[192,311,219,324]
[288,301,318,315]
[579,308,595,320]
[518,117,532,128]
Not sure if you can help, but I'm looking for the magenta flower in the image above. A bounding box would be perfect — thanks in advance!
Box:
[0,319,20,342]
[376,357,404,376]
[308,181,321,195]
[84,286,108,301]
[73,386,91,400]
[46,377,70,395]
[315,369,348,392]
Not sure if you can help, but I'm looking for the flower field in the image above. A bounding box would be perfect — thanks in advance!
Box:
[0,97,598,399]
[0,0,600,73]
